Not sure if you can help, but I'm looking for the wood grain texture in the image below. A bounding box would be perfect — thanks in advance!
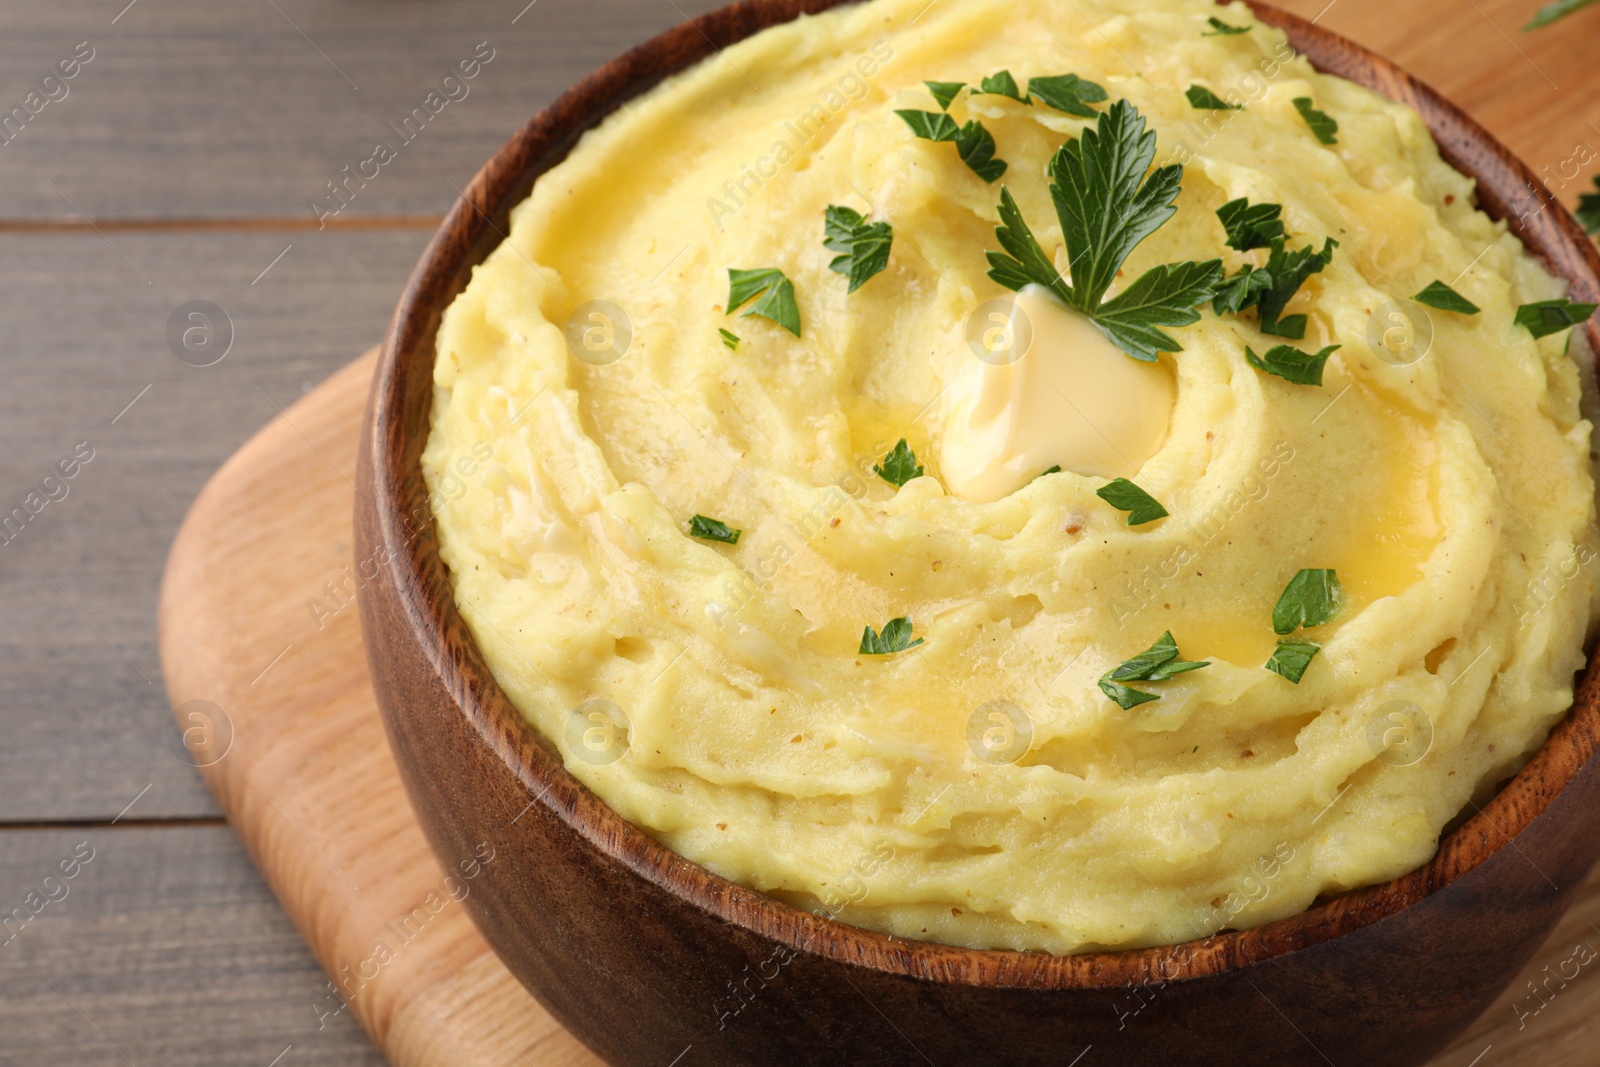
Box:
[355,0,1600,1064]
[162,349,1600,1067]
[0,228,439,821]
[0,0,726,222]
[0,826,384,1067]
[159,351,605,1067]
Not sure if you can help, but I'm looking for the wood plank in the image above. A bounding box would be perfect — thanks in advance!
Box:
[0,228,435,821]
[0,825,384,1066]
[0,0,725,222]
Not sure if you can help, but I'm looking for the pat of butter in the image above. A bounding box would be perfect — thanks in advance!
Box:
[940,285,1175,503]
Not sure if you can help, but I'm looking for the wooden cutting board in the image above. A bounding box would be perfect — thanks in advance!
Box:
[155,3,1600,1062]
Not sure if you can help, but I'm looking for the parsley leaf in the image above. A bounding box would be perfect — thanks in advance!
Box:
[955,120,1007,181]
[1413,280,1480,315]
[1576,177,1600,235]
[689,514,741,544]
[1216,197,1284,252]
[1036,464,1063,479]
[859,615,923,655]
[1264,639,1321,683]
[1293,97,1338,145]
[823,205,893,292]
[1255,237,1338,339]
[718,328,740,350]
[895,110,1007,182]
[1245,343,1338,386]
[727,268,801,336]
[1203,15,1251,34]
[1211,264,1272,314]
[874,438,924,487]
[1099,631,1210,707]
[1094,259,1224,359]
[1186,84,1240,111]
[1096,477,1168,525]
[925,80,965,110]
[895,109,960,141]
[1524,0,1599,29]
[1515,298,1598,339]
[985,99,1222,360]
[1272,569,1342,634]
[1026,73,1108,117]
[976,70,1026,102]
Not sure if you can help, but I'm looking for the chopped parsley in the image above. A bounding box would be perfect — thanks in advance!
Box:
[688,514,741,544]
[726,268,801,336]
[1099,631,1210,708]
[975,70,1026,102]
[1293,97,1339,145]
[894,108,1007,182]
[874,438,924,487]
[1036,464,1063,479]
[1576,176,1600,235]
[823,205,893,293]
[1265,639,1321,683]
[1096,478,1168,525]
[1216,197,1285,252]
[1203,15,1251,34]
[1272,569,1343,634]
[1524,0,1598,29]
[985,99,1222,361]
[1026,73,1109,117]
[859,615,923,655]
[925,80,965,110]
[1186,84,1240,111]
[718,327,740,350]
[1413,280,1480,315]
[1215,236,1338,339]
[1245,343,1339,386]
[1515,298,1598,339]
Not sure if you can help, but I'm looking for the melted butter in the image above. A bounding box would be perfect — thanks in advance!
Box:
[1168,614,1280,669]
[940,285,1175,503]
[1325,380,1442,612]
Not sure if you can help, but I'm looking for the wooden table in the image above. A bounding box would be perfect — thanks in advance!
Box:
[0,0,1595,1062]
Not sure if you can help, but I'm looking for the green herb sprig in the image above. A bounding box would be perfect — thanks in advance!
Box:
[1413,280,1480,315]
[1203,16,1251,35]
[1099,631,1210,708]
[1515,298,1598,339]
[1245,343,1338,386]
[1186,85,1241,111]
[860,616,923,655]
[1096,478,1168,525]
[1292,97,1338,145]
[823,205,893,293]
[726,268,801,336]
[689,515,741,544]
[985,99,1223,361]
[874,439,924,487]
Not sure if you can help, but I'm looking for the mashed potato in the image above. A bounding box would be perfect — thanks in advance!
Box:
[422,0,1600,953]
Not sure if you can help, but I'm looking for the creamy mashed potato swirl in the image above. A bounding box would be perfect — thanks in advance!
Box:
[423,0,1600,953]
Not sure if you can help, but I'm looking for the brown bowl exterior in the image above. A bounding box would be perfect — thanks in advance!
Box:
[356,1,1600,1063]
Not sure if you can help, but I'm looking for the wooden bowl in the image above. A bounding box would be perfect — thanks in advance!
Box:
[356,2,1600,1063]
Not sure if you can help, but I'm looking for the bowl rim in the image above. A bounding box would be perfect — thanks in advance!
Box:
[367,0,1600,990]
